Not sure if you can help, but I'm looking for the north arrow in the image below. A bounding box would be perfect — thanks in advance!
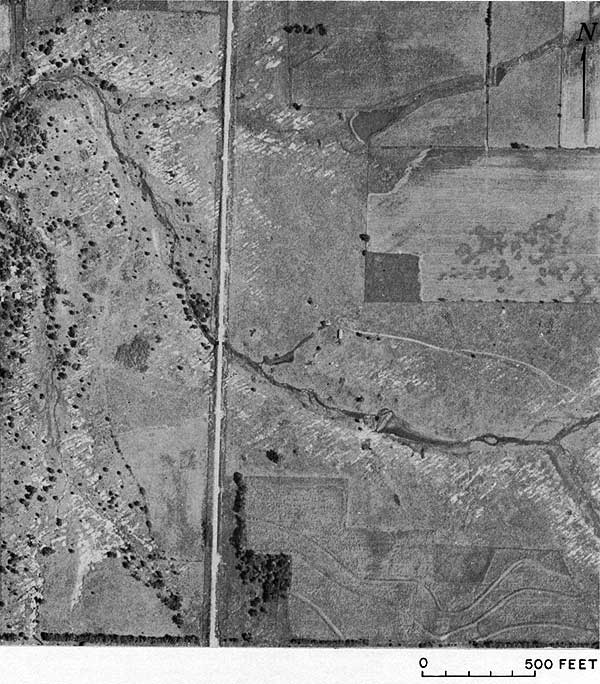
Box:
[581,45,587,119]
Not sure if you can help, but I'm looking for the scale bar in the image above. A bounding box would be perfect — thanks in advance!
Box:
[421,672,537,679]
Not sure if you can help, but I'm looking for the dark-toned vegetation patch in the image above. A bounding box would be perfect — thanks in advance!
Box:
[229,472,291,617]
[114,334,151,372]
[364,251,422,303]
[38,632,202,646]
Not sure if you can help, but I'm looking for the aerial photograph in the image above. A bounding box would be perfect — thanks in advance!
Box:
[1,0,599,658]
